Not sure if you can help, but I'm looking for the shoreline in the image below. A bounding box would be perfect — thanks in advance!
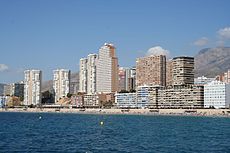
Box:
[1,108,230,118]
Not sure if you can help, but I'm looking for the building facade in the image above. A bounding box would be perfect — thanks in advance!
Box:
[96,43,118,93]
[136,55,166,87]
[115,93,137,108]
[24,70,42,106]
[87,54,97,94]
[172,56,194,85]
[79,58,88,93]
[53,69,70,103]
[157,85,204,108]
[204,81,230,108]
[194,76,215,85]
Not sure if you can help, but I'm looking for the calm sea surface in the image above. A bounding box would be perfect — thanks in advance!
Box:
[0,112,229,153]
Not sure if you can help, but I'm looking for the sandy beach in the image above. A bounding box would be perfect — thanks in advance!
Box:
[1,107,230,117]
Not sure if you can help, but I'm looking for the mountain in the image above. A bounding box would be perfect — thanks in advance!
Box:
[194,47,230,77]
[0,83,6,96]
[41,72,79,92]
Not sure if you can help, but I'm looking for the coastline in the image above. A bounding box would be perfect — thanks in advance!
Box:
[1,108,230,117]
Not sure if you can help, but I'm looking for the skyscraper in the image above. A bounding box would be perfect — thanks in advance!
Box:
[172,56,194,85]
[87,54,97,94]
[79,58,88,93]
[136,55,166,87]
[96,43,118,93]
[53,69,70,103]
[24,70,42,106]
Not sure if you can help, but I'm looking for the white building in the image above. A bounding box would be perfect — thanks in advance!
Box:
[194,76,215,85]
[96,43,118,93]
[79,58,88,93]
[115,93,137,108]
[53,69,70,103]
[87,54,97,94]
[24,70,42,106]
[83,94,99,107]
[204,81,230,108]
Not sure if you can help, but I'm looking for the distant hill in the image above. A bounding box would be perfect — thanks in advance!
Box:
[41,72,79,92]
[194,47,230,77]
[0,83,6,96]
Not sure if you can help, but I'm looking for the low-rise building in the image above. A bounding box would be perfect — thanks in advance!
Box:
[194,76,215,85]
[83,94,99,107]
[115,93,137,108]
[71,95,84,107]
[204,81,230,108]
[157,85,204,108]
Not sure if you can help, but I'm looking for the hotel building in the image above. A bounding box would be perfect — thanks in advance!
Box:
[204,81,230,108]
[24,70,42,106]
[53,69,70,103]
[96,43,118,93]
[87,54,97,94]
[136,55,166,87]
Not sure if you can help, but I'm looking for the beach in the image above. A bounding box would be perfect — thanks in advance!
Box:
[1,107,230,117]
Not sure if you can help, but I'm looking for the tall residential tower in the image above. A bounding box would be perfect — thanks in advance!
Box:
[96,43,118,93]
[24,70,42,106]
[53,69,70,103]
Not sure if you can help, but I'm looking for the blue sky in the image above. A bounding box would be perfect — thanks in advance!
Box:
[0,0,230,83]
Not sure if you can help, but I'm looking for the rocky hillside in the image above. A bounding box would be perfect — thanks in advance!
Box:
[194,47,230,77]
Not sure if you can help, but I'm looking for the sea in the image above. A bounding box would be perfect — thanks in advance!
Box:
[0,112,229,153]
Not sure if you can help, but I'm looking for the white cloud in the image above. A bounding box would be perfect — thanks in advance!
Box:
[217,27,230,39]
[194,37,209,46]
[0,64,9,72]
[146,46,170,57]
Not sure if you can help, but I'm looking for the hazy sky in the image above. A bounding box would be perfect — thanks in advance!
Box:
[0,0,230,83]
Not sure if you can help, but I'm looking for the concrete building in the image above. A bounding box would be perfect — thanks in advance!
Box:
[79,58,88,93]
[194,76,215,85]
[157,85,204,108]
[118,67,127,92]
[118,67,136,92]
[216,69,230,84]
[204,81,230,108]
[172,56,194,85]
[136,85,160,108]
[115,93,137,108]
[96,43,118,93]
[166,60,173,86]
[71,95,84,107]
[24,70,42,106]
[83,94,99,107]
[4,82,24,97]
[136,55,166,87]
[53,69,70,103]
[87,54,97,94]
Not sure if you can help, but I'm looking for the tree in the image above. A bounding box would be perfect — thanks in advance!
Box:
[67,93,72,98]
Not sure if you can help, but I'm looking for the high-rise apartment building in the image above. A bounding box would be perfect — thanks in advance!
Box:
[172,56,194,85]
[96,43,118,93]
[166,60,173,86]
[24,70,42,106]
[79,58,88,93]
[118,67,127,91]
[53,69,70,103]
[87,54,97,94]
[3,82,24,97]
[136,55,166,87]
[79,54,97,94]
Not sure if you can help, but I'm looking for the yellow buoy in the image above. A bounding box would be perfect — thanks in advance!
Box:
[100,121,104,125]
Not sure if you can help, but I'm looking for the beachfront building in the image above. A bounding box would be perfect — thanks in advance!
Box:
[0,96,9,108]
[24,70,42,106]
[115,93,137,108]
[136,85,160,108]
[194,76,215,85]
[172,56,194,85]
[96,43,118,93]
[71,95,84,107]
[136,55,166,87]
[157,85,204,108]
[204,81,230,108]
[83,94,99,107]
[79,58,88,93]
[166,60,173,87]
[53,69,70,103]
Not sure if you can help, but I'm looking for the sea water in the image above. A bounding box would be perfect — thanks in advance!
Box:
[0,112,229,153]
